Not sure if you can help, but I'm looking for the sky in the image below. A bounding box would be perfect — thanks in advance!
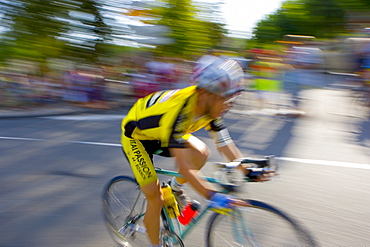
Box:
[218,0,286,38]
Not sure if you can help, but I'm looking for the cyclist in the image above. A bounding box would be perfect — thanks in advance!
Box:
[121,55,273,247]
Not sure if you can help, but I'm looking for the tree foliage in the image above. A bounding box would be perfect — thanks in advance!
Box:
[59,0,112,63]
[0,0,117,67]
[0,0,227,66]
[251,0,367,44]
[0,0,69,61]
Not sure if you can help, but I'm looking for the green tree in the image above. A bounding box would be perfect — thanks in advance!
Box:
[0,0,227,67]
[0,0,115,67]
[252,14,282,44]
[60,0,112,64]
[0,0,69,67]
[304,0,345,38]
[251,0,347,44]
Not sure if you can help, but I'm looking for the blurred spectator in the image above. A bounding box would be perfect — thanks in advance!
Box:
[130,73,158,99]
[145,57,177,90]
[0,72,50,108]
[282,43,302,110]
[356,39,370,108]
[172,58,192,89]
[358,39,370,87]
[294,41,324,87]
[127,57,159,99]
[87,67,110,109]
[62,69,89,106]
[62,67,109,108]
[250,50,283,110]
[283,40,324,111]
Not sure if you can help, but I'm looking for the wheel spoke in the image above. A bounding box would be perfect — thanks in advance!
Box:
[102,176,149,246]
[206,199,318,247]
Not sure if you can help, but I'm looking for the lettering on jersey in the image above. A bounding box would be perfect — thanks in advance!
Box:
[129,139,153,180]
[159,89,179,103]
[146,91,164,108]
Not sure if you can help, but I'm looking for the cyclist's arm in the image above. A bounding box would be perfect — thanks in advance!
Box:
[217,142,243,162]
[206,118,243,162]
[207,120,273,179]
[170,146,217,199]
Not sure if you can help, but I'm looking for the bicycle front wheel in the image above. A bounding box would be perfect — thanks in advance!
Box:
[206,199,318,247]
[102,176,149,247]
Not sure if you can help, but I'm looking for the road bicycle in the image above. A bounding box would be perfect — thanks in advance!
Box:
[102,156,318,247]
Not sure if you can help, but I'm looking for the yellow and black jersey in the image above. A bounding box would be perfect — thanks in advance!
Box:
[121,85,227,148]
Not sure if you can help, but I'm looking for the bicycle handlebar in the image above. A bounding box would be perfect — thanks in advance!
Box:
[155,155,278,192]
[220,155,278,170]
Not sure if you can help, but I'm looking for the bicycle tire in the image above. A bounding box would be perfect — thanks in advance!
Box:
[102,176,149,247]
[206,199,318,247]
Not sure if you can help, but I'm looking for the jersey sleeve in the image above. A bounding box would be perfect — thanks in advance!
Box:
[206,117,227,131]
[206,117,233,147]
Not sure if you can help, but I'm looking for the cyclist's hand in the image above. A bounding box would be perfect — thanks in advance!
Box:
[245,167,275,182]
[209,192,250,212]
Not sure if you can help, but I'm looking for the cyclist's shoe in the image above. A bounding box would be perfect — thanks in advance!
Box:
[168,181,191,210]
[172,188,191,210]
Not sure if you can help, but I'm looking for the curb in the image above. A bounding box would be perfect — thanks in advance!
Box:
[0,107,96,119]
[0,102,134,119]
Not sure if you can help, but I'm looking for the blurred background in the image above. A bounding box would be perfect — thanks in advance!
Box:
[1,1,370,246]
[0,0,369,110]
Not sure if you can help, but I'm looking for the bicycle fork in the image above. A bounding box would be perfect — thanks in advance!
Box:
[230,209,261,247]
[118,214,146,239]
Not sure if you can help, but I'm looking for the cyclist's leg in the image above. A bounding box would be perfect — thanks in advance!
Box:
[121,135,163,246]
[141,180,163,246]
[174,135,210,185]
[169,135,218,206]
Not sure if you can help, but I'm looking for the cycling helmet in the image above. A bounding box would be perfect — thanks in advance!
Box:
[191,55,244,98]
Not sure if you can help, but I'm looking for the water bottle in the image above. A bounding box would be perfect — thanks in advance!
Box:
[161,182,180,218]
[178,200,201,225]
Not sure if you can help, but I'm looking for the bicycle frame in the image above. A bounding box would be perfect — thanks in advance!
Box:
[104,157,318,247]
[155,167,229,241]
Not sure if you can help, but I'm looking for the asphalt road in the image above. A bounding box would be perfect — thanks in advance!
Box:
[0,88,369,247]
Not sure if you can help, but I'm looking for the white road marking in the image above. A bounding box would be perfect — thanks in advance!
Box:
[68,140,122,147]
[2,136,369,170]
[278,157,370,170]
[0,136,43,141]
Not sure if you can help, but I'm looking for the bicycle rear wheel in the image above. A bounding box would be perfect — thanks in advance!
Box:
[206,199,318,247]
[102,176,149,247]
